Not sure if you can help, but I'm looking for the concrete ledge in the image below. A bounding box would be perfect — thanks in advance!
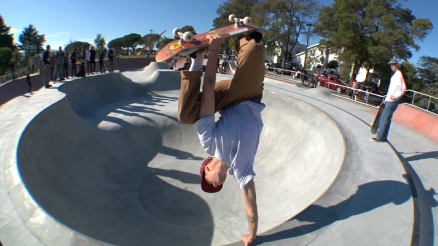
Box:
[393,104,438,143]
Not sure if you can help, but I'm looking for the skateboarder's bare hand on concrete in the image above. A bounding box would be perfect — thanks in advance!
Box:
[242,234,256,246]
[207,34,223,53]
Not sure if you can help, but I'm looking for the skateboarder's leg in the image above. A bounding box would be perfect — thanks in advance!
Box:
[178,71,203,124]
[376,101,398,140]
[214,38,265,109]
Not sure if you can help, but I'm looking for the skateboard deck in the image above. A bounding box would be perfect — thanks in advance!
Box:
[156,18,263,62]
[371,103,385,134]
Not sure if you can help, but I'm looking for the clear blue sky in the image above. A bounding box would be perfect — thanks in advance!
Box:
[1,0,436,65]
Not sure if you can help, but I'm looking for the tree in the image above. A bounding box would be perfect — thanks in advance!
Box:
[214,0,260,28]
[315,0,433,80]
[417,56,438,86]
[157,37,174,50]
[0,47,13,75]
[107,37,125,51]
[180,25,197,35]
[0,15,14,50]
[18,24,45,65]
[214,0,260,52]
[140,33,161,53]
[253,0,319,67]
[327,60,339,70]
[94,33,106,50]
[65,41,91,54]
[122,33,142,54]
[400,61,419,90]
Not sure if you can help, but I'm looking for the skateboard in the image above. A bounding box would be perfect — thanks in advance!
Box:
[155,14,263,62]
[371,103,385,134]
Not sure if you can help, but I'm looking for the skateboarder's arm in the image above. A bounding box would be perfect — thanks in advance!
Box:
[199,35,223,119]
[241,179,258,245]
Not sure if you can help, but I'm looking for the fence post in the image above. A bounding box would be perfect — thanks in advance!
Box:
[427,96,431,111]
[411,91,416,105]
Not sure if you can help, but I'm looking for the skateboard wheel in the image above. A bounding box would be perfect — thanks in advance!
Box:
[182,32,194,42]
[229,14,237,22]
[243,17,252,25]
[173,28,181,38]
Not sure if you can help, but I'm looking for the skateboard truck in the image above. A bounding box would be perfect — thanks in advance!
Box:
[173,28,195,44]
[228,14,252,27]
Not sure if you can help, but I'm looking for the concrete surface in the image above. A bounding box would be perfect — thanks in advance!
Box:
[0,63,436,246]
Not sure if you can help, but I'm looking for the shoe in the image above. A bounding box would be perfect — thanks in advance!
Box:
[371,137,386,142]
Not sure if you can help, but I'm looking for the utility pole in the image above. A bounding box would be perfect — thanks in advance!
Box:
[303,23,312,70]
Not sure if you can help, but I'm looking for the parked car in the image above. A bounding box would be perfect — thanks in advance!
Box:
[271,62,299,75]
[319,74,348,93]
[265,62,279,70]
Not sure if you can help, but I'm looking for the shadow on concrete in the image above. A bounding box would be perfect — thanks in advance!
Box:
[17,74,213,246]
[402,151,438,162]
[253,180,415,245]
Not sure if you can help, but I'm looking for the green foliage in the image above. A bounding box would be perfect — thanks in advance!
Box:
[416,56,438,85]
[107,37,125,50]
[157,37,174,50]
[180,25,197,35]
[18,24,45,65]
[213,0,260,51]
[327,60,339,69]
[400,61,418,90]
[315,0,433,80]
[213,0,259,28]
[123,33,142,53]
[94,34,106,50]
[65,41,91,54]
[0,15,14,50]
[252,0,318,66]
[0,47,13,74]
[141,33,161,51]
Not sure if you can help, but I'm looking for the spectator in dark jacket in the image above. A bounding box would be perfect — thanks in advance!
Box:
[90,46,96,74]
[42,45,52,88]
[70,48,77,77]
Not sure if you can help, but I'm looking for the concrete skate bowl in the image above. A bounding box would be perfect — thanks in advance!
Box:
[16,69,345,246]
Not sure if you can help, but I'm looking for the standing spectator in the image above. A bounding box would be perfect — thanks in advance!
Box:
[9,58,15,80]
[78,46,86,77]
[56,46,64,81]
[221,53,228,73]
[90,46,96,74]
[86,47,91,75]
[26,72,32,94]
[108,46,115,72]
[351,79,359,100]
[42,45,51,88]
[70,48,77,77]
[98,47,106,73]
[50,51,56,82]
[63,51,69,79]
[372,59,407,142]
[300,67,307,84]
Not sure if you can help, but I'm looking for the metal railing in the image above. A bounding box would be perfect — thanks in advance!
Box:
[404,90,438,113]
[325,82,385,107]
[325,82,438,114]
[0,65,43,84]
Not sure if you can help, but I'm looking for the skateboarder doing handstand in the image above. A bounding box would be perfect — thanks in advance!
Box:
[177,32,265,246]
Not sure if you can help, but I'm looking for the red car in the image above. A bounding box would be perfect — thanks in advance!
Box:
[318,74,348,93]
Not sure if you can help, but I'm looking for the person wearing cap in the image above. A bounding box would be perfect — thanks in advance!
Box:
[178,32,265,246]
[372,59,406,142]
